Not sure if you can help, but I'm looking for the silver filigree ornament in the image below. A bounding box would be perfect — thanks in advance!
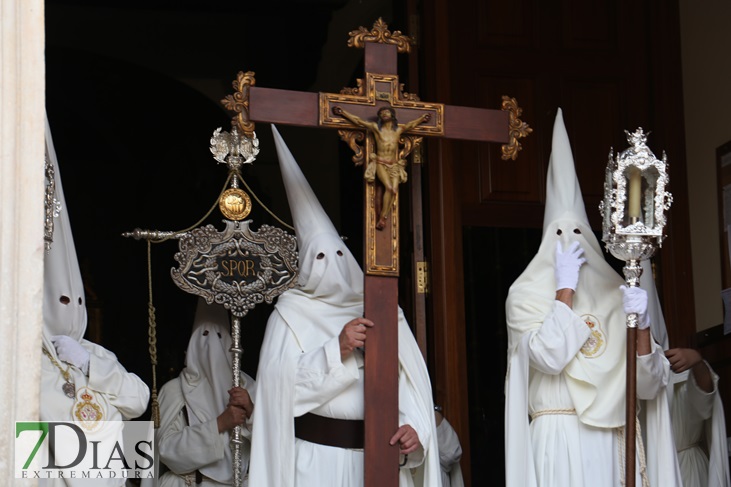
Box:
[44,153,63,252]
[170,220,298,318]
[210,125,260,172]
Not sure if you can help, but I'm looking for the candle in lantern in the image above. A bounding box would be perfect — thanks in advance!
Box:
[628,167,641,221]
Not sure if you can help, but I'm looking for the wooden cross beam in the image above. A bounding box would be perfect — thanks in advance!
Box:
[222,17,530,487]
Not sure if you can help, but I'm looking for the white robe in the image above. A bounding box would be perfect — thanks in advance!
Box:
[39,337,150,487]
[436,418,464,487]
[248,304,440,487]
[505,301,680,487]
[671,366,730,487]
[155,375,253,487]
[153,300,256,487]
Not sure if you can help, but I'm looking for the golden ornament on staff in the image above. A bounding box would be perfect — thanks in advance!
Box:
[219,188,252,221]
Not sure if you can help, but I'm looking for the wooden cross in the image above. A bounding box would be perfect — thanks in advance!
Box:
[222,18,530,487]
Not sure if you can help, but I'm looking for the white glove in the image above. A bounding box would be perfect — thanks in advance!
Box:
[619,285,650,329]
[52,335,90,376]
[554,241,586,291]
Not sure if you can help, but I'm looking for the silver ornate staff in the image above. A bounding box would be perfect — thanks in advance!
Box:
[600,128,672,486]
[209,125,258,487]
[125,126,298,487]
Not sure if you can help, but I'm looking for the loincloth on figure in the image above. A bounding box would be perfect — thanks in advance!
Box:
[365,153,408,184]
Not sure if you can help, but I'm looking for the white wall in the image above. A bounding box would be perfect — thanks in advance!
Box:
[0,0,45,484]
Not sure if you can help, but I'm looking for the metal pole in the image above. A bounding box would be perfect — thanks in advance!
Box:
[231,314,244,487]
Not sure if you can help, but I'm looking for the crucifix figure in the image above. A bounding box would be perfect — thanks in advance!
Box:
[221,17,530,487]
[332,105,430,229]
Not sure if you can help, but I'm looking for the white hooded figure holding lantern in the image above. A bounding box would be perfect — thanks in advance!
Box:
[503,109,680,487]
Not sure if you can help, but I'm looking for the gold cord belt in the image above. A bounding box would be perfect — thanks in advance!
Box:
[530,408,577,420]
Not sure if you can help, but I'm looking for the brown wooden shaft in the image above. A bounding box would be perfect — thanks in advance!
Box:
[626,325,637,487]
[364,275,400,487]
[365,42,398,75]
[249,87,319,127]
[409,159,428,358]
[444,105,511,142]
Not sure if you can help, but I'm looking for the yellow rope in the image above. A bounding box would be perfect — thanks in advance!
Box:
[530,408,576,420]
[617,416,649,487]
[147,240,160,428]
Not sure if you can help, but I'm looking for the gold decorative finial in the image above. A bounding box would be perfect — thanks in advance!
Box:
[347,18,413,53]
[500,96,533,161]
[221,71,257,138]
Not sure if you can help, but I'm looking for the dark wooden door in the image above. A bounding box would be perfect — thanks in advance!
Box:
[417,1,694,484]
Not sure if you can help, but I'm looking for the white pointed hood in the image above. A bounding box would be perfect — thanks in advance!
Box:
[542,108,591,237]
[271,125,362,310]
[43,113,87,349]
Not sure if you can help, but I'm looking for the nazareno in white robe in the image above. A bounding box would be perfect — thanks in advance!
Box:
[155,372,255,487]
[670,366,730,487]
[40,113,150,487]
[155,300,256,487]
[504,108,680,487]
[248,125,440,487]
[641,257,730,487]
[248,263,440,487]
[436,418,464,487]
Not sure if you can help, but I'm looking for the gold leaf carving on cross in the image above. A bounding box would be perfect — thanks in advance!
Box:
[398,135,423,163]
[337,129,367,166]
[340,78,365,97]
[323,73,442,230]
[500,96,533,161]
[398,83,420,102]
[320,74,444,135]
[221,71,256,139]
[347,18,413,53]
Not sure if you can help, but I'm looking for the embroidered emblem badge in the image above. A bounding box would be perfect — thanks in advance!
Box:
[580,314,606,358]
[74,388,104,431]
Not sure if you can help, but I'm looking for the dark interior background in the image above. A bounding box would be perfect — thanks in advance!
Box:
[45,0,403,415]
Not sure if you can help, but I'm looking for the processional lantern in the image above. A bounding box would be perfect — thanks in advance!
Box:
[599,127,672,486]
[124,125,298,487]
[600,127,672,277]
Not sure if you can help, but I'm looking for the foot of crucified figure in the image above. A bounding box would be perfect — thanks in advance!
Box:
[375,186,397,230]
